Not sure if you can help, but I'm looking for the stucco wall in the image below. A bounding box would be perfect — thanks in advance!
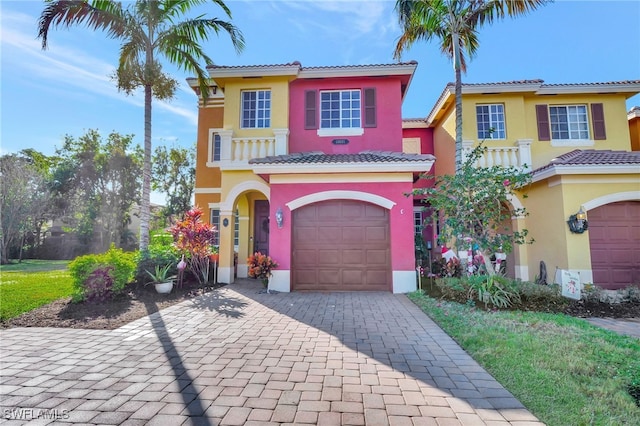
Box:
[289,77,404,153]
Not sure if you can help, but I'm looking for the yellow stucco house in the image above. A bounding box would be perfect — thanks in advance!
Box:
[427,79,640,289]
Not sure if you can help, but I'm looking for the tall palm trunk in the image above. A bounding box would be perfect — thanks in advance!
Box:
[140,82,152,252]
[454,63,463,174]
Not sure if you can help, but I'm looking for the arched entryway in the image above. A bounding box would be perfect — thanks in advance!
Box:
[291,199,391,291]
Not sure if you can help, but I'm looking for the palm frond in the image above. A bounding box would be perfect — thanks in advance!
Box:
[38,0,127,49]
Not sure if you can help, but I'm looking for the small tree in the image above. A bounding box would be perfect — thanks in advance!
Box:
[418,143,533,275]
[169,207,216,284]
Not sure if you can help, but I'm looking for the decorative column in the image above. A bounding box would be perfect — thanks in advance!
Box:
[461,140,474,165]
[516,139,532,172]
[272,128,290,156]
[218,129,234,162]
[217,209,235,284]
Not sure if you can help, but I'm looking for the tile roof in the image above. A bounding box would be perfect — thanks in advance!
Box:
[249,151,435,165]
[532,150,640,174]
[207,62,301,70]
[301,62,417,71]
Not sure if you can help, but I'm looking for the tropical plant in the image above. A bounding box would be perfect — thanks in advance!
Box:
[84,266,115,303]
[169,207,217,284]
[394,0,546,172]
[417,143,532,275]
[145,263,176,284]
[247,252,279,287]
[37,0,245,251]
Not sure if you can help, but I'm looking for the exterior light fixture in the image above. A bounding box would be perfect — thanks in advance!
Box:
[567,206,588,234]
[275,207,284,229]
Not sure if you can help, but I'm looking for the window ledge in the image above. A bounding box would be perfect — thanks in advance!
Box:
[317,127,364,137]
[550,139,595,147]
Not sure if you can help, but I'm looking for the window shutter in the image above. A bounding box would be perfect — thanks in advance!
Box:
[304,90,317,130]
[535,104,550,141]
[364,88,377,128]
[591,103,606,140]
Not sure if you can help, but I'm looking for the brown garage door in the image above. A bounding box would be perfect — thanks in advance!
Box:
[588,201,640,289]
[292,200,391,291]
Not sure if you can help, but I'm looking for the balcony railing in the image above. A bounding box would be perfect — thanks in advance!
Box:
[209,128,289,170]
[462,139,532,172]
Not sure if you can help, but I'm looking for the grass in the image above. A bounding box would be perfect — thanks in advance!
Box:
[409,291,640,426]
[1,260,73,321]
[0,259,70,273]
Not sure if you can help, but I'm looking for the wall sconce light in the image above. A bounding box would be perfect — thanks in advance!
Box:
[567,206,588,234]
[275,207,284,229]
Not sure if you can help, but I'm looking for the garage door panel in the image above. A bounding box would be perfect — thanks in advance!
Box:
[343,227,365,243]
[366,226,388,242]
[342,203,365,218]
[342,270,364,285]
[318,227,342,243]
[292,199,391,291]
[294,227,317,243]
[318,270,340,285]
[318,249,340,265]
[589,201,640,290]
[343,250,363,265]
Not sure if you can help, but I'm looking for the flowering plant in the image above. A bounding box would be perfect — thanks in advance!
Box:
[169,207,217,284]
[247,252,278,287]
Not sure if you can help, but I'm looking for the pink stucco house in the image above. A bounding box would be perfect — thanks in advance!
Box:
[190,62,435,293]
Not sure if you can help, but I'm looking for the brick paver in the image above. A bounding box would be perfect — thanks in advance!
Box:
[0,279,543,425]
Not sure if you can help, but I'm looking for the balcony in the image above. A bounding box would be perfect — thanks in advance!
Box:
[462,139,532,172]
[207,128,289,170]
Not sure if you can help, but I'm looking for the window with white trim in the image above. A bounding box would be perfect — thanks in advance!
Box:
[233,209,239,247]
[210,209,220,245]
[320,90,361,129]
[211,133,221,162]
[476,104,506,139]
[550,105,589,140]
[413,208,424,237]
[241,90,271,128]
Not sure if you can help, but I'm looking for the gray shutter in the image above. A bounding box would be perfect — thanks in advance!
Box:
[305,90,317,130]
[591,103,606,140]
[364,88,376,128]
[535,104,550,141]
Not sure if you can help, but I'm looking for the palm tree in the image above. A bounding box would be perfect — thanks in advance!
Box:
[394,0,546,173]
[38,0,244,251]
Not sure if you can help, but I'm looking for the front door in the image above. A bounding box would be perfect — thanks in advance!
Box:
[254,200,270,255]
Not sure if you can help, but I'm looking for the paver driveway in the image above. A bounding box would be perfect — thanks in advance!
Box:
[0,279,543,425]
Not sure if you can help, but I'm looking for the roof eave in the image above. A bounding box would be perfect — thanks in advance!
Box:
[532,164,640,183]
[251,160,435,175]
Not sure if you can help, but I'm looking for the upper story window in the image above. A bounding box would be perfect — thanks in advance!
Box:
[241,90,271,128]
[549,105,589,140]
[536,103,605,145]
[305,88,376,137]
[476,104,506,139]
[320,90,361,129]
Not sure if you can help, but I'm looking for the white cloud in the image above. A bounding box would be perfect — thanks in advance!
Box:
[1,9,198,125]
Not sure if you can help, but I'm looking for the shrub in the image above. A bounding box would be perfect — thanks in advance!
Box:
[68,245,136,302]
[170,207,216,284]
[84,266,115,304]
[467,275,520,309]
[134,234,180,284]
[512,282,568,312]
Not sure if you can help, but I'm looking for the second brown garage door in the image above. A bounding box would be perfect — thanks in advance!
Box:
[292,200,391,291]
[588,201,640,289]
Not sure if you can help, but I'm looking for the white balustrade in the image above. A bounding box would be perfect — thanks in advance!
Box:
[461,139,532,171]
[212,128,289,170]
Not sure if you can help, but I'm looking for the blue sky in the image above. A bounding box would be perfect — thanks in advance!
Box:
[2,0,640,158]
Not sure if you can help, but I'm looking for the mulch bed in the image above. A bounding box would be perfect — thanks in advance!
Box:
[2,282,639,330]
[1,282,226,330]
[563,299,640,318]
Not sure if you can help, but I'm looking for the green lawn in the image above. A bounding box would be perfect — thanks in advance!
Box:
[409,291,640,426]
[1,261,73,321]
